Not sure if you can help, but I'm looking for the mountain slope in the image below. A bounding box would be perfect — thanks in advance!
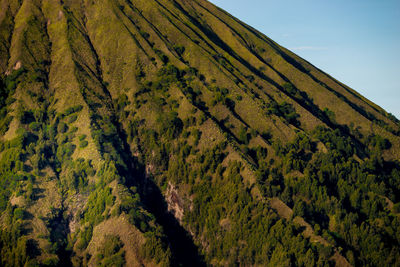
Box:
[0,0,400,266]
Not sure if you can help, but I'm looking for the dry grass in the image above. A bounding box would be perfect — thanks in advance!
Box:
[87,216,159,267]
[1,0,399,264]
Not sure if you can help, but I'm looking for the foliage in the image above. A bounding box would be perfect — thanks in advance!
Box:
[267,100,300,126]
[238,126,249,144]
[78,186,115,250]
[79,140,88,148]
[0,69,26,134]
[157,111,183,140]
[96,235,125,267]
[141,231,171,265]
[173,45,185,57]
[62,105,83,117]
[257,127,400,266]
[0,4,400,266]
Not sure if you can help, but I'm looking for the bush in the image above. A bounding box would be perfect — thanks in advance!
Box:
[18,111,35,124]
[79,140,88,148]
[367,135,391,150]
[393,203,400,213]
[56,143,76,162]
[192,129,202,146]
[99,235,123,256]
[157,111,183,140]
[0,116,13,135]
[29,122,40,132]
[42,256,59,266]
[63,105,83,117]
[198,113,207,125]
[323,108,336,123]
[267,101,300,126]
[154,49,169,64]
[139,30,150,39]
[238,127,249,144]
[57,122,68,133]
[174,45,185,57]
[13,208,25,220]
[68,114,78,123]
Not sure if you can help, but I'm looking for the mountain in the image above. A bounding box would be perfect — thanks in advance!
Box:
[1,0,400,266]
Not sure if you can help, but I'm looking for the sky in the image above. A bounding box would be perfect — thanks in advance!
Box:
[208,0,400,119]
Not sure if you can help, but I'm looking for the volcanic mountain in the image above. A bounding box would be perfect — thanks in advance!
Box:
[0,0,399,266]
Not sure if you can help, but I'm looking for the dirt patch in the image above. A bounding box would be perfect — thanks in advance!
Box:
[67,193,88,234]
[331,251,352,267]
[58,10,64,20]
[13,61,22,70]
[166,183,184,222]
[293,216,329,246]
[10,194,25,206]
[269,197,293,219]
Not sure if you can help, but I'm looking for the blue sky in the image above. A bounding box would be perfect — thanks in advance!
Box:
[208,0,400,119]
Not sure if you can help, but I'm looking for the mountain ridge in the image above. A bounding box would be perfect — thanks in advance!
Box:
[0,0,400,266]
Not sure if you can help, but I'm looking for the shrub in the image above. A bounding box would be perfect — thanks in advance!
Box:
[0,116,13,135]
[42,256,60,266]
[139,30,150,39]
[323,108,336,123]
[157,111,183,140]
[367,135,391,150]
[18,111,35,124]
[238,127,249,144]
[393,203,400,213]
[267,101,300,126]
[13,208,25,220]
[154,49,169,64]
[198,113,207,125]
[29,122,40,132]
[68,114,78,123]
[57,122,68,133]
[63,105,83,117]
[192,129,202,146]
[173,45,185,57]
[79,140,89,148]
[282,82,297,95]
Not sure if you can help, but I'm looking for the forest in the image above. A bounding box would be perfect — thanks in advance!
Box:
[1,0,400,266]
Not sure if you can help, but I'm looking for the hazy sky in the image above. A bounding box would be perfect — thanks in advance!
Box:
[208,0,400,119]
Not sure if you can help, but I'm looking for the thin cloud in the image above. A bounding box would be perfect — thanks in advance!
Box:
[290,46,328,51]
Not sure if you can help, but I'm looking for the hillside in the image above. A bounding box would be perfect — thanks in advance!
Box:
[1,0,400,266]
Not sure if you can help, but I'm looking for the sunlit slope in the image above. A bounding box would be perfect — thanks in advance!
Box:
[0,0,399,266]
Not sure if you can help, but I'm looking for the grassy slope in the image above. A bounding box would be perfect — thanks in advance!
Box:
[0,0,168,265]
[0,0,399,265]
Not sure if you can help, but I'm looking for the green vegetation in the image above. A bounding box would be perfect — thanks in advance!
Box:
[185,157,325,265]
[267,100,300,126]
[173,45,185,58]
[0,69,26,134]
[0,215,31,266]
[96,235,125,267]
[259,127,400,266]
[78,186,115,249]
[1,0,400,265]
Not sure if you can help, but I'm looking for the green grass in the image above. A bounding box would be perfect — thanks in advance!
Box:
[0,0,399,265]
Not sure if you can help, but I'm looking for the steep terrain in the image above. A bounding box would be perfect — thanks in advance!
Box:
[0,0,400,266]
